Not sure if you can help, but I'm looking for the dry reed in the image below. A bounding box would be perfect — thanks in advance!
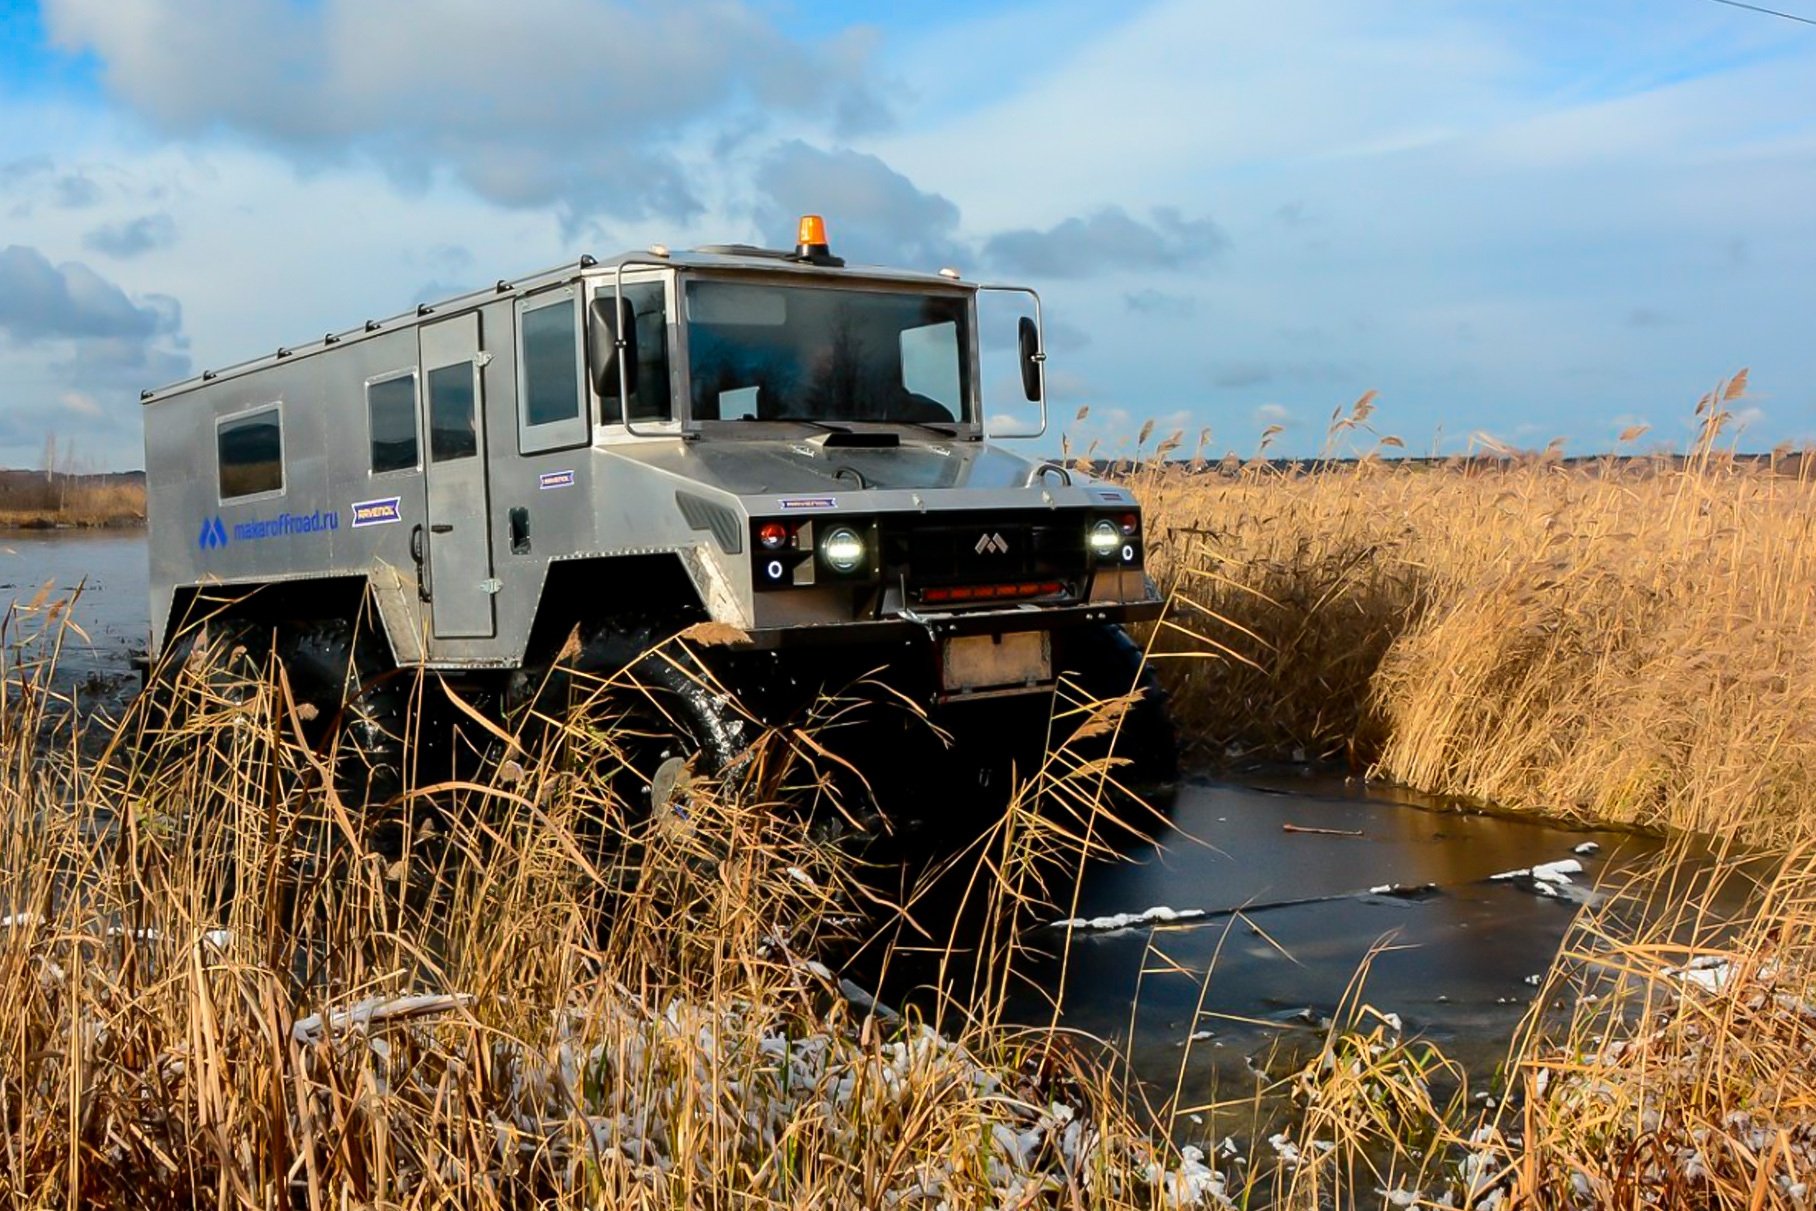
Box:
[1124,373,1816,846]
[0,612,1214,1209]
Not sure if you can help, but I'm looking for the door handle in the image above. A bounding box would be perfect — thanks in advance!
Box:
[410,523,432,602]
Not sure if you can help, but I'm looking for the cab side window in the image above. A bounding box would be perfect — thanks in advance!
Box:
[217,405,284,500]
[601,281,672,425]
[518,287,587,452]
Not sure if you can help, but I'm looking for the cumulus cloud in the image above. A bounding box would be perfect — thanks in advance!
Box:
[983,206,1227,278]
[44,0,889,225]
[0,245,179,343]
[753,141,963,268]
[83,213,178,258]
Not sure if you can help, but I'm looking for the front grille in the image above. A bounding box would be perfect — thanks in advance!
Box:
[879,510,1090,602]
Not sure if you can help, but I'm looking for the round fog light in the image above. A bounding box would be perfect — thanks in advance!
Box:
[1088,519,1121,557]
[820,525,866,572]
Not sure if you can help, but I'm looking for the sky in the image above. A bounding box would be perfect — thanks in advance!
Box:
[0,0,1813,470]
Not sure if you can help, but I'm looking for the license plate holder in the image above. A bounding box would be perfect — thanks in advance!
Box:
[940,631,1053,699]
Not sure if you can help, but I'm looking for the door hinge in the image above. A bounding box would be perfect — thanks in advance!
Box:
[474,351,494,368]
[481,578,502,594]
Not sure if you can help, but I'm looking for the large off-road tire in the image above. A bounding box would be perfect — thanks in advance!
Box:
[144,611,415,810]
[135,616,275,751]
[1051,623,1178,786]
[272,617,412,808]
[521,623,749,820]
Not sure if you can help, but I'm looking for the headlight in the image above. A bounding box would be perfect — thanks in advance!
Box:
[1088,518,1121,558]
[820,525,866,572]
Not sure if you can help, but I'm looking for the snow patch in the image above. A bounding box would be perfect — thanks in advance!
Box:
[1052,905,1207,932]
[1664,954,1735,993]
[1489,858,1582,884]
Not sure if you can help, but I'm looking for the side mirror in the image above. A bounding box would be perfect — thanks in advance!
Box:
[1017,315,1043,402]
[589,296,639,399]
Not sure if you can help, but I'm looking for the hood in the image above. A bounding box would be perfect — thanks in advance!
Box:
[613,437,1051,496]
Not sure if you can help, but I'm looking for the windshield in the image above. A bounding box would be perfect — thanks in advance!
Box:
[685,280,971,426]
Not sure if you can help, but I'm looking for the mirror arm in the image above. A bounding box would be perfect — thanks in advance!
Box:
[610,259,673,439]
[975,283,1048,439]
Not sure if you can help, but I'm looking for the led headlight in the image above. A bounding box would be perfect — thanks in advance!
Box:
[820,524,866,572]
[1088,518,1121,559]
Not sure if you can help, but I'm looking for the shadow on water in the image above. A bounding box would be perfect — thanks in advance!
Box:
[843,767,1763,1131]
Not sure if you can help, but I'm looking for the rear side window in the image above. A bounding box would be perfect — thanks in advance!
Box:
[217,406,283,500]
[367,373,418,474]
[518,287,586,452]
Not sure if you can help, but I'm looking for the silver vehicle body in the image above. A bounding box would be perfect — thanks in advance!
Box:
[141,245,1160,695]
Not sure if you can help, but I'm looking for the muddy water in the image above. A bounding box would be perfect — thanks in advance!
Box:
[1,530,1739,1116]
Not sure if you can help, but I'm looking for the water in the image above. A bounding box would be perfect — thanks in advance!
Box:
[1,530,1740,1120]
[861,773,1751,1133]
[1003,778,1654,1091]
[0,528,148,694]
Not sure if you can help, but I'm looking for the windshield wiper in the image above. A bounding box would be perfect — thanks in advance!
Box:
[762,417,853,435]
[900,421,959,438]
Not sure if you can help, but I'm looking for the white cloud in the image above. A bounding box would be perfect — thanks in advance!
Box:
[752,141,962,269]
[44,0,889,226]
[0,0,1812,470]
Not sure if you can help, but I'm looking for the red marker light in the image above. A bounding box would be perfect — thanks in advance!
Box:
[758,521,790,550]
[1119,513,1139,537]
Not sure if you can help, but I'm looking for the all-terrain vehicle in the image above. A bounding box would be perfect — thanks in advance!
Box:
[139,217,1168,801]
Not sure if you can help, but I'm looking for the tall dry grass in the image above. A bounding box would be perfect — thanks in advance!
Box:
[0,609,1223,1209]
[0,472,144,528]
[1123,372,1816,846]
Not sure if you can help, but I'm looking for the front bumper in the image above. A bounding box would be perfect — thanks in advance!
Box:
[741,594,1163,650]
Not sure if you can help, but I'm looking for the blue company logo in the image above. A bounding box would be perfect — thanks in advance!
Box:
[350,496,403,527]
[198,509,339,552]
[538,469,575,490]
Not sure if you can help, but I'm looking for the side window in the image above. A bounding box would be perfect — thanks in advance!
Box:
[217,405,283,500]
[518,287,586,452]
[601,281,673,425]
[366,373,418,474]
[428,362,478,461]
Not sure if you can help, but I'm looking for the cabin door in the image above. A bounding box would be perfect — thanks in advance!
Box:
[418,312,496,639]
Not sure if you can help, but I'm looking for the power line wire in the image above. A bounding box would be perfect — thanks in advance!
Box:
[1705,0,1816,27]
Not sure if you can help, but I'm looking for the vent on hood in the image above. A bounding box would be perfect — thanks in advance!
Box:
[819,431,899,448]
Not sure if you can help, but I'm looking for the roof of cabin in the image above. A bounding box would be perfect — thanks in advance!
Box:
[140,245,973,404]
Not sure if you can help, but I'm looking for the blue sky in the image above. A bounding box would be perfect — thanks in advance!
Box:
[0,0,1813,469]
